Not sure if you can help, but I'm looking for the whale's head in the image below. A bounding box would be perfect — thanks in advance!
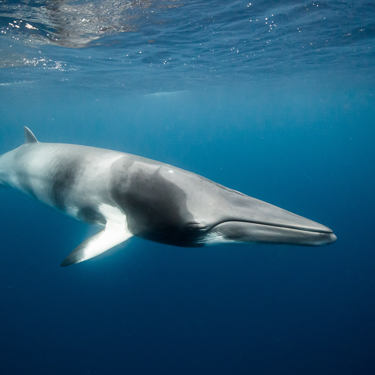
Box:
[197,197,337,247]
[189,175,337,247]
[110,159,336,248]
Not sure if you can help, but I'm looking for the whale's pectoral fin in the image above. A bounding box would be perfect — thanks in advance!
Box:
[60,224,133,267]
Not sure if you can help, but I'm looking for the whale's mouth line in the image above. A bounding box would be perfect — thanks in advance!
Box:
[209,220,333,234]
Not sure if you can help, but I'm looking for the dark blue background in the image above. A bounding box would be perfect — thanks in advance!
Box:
[0,86,374,374]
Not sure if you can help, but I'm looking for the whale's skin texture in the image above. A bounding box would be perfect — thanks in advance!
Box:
[0,128,336,266]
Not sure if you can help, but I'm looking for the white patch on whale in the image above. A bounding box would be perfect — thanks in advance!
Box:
[60,204,133,267]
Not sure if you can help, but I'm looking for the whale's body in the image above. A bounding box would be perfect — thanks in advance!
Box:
[0,128,336,266]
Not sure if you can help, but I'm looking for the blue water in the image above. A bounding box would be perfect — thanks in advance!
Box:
[0,1,375,374]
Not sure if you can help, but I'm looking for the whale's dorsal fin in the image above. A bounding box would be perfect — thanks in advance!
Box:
[23,126,38,143]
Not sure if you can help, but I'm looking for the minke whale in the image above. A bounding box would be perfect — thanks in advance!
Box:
[0,127,336,267]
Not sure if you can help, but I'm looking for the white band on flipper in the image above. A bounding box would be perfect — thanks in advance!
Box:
[61,205,132,267]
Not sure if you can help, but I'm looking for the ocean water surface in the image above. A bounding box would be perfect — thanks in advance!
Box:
[0,1,374,374]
